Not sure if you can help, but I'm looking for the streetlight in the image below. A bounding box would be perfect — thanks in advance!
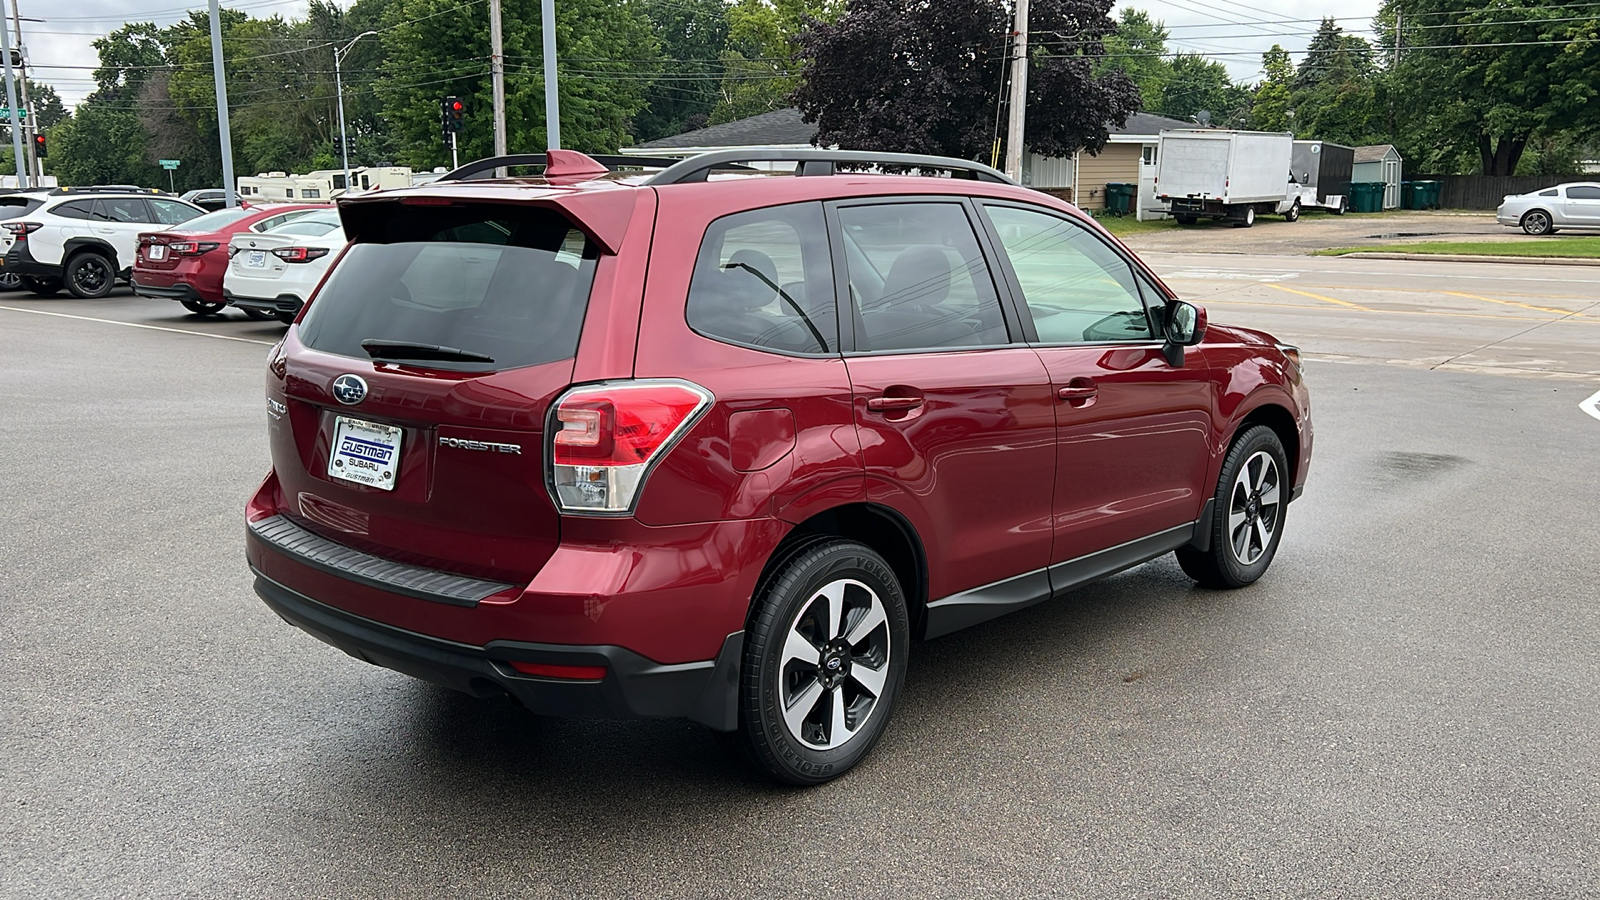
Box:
[334,30,378,196]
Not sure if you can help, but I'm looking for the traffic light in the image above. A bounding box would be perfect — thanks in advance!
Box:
[32,132,44,158]
[440,96,464,134]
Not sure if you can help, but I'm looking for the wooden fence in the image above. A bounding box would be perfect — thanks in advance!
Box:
[1410,174,1592,209]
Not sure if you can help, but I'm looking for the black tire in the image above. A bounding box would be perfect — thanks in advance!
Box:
[1330,198,1346,215]
[23,275,61,297]
[241,307,276,321]
[273,310,296,324]
[1284,201,1301,222]
[736,539,910,785]
[1521,210,1554,236]
[64,252,116,299]
[1231,206,1257,228]
[1175,214,1198,225]
[1175,425,1290,589]
[181,298,227,315]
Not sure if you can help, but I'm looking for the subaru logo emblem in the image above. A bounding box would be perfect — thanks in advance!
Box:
[331,374,368,406]
[826,658,842,671]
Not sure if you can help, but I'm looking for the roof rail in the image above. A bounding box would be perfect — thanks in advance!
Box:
[642,149,1016,186]
[48,185,166,196]
[437,151,744,183]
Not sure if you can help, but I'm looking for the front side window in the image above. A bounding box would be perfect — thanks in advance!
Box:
[983,204,1153,343]
[297,204,596,372]
[92,197,149,223]
[685,202,837,354]
[838,202,1008,352]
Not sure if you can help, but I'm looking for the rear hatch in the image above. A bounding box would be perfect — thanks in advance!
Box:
[269,199,602,583]
[138,232,186,271]
[228,228,342,285]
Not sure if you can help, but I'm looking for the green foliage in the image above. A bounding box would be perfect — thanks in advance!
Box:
[1098,9,1169,112]
[631,0,730,141]
[1250,46,1294,132]
[709,0,840,126]
[1156,54,1249,126]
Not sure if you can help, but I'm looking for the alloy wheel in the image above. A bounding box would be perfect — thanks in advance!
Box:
[1226,450,1281,566]
[779,578,892,751]
[1523,211,1551,235]
[75,259,109,292]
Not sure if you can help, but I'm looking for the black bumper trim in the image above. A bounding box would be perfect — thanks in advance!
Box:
[252,570,743,728]
[3,241,61,279]
[248,514,513,606]
[225,289,304,314]
[131,278,204,302]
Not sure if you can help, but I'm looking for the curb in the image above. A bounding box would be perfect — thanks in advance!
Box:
[1334,251,1600,267]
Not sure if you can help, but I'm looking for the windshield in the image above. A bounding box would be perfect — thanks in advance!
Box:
[171,207,253,232]
[297,204,596,372]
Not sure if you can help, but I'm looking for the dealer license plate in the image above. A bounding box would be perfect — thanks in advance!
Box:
[247,250,267,267]
[328,416,402,491]
[148,245,167,261]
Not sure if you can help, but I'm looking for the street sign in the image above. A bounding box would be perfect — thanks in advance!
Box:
[0,108,27,120]
[159,159,181,170]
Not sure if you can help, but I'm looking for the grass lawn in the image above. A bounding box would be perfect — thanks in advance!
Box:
[1316,237,1600,259]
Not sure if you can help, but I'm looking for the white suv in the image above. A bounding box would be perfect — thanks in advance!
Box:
[1,188,205,298]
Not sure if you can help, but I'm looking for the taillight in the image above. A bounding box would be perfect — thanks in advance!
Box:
[547,380,712,515]
[168,241,220,255]
[5,222,40,239]
[272,246,330,263]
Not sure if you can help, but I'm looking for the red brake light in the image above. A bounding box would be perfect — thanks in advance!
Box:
[271,246,330,263]
[548,380,712,514]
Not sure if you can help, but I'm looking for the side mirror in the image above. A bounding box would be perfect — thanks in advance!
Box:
[1162,301,1207,367]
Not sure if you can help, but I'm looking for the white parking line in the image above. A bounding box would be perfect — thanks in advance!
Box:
[0,305,277,346]
[1581,390,1600,422]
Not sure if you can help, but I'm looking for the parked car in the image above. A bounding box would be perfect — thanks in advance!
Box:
[132,203,325,317]
[223,209,347,323]
[245,149,1314,785]
[0,189,51,290]
[1496,182,1600,235]
[181,189,230,212]
[1,187,206,298]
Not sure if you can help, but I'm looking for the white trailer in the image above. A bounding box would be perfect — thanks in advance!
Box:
[1154,130,1297,227]
[237,166,413,201]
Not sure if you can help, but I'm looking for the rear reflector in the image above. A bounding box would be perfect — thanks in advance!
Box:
[507,661,607,680]
[547,379,712,515]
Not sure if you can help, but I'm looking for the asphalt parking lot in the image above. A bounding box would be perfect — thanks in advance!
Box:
[3,261,1598,898]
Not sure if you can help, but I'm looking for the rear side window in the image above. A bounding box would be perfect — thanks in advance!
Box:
[686,202,838,354]
[52,200,94,220]
[0,197,42,219]
[297,204,597,372]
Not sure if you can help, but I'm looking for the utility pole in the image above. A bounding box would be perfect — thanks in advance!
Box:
[10,0,36,183]
[334,31,378,197]
[0,12,24,188]
[207,0,238,207]
[490,0,506,159]
[541,0,560,149]
[1393,12,1402,67]
[1003,0,1028,182]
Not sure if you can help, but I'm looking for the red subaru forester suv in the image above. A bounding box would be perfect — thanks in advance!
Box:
[246,149,1312,784]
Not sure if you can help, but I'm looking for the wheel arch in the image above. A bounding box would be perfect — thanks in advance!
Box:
[63,237,120,270]
[1519,208,1554,228]
[1235,401,1300,490]
[749,503,929,639]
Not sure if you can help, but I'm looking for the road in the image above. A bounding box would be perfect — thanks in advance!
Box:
[3,265,1598,898]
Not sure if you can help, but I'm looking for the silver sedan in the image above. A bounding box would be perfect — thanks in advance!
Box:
[1496,182,1600,235]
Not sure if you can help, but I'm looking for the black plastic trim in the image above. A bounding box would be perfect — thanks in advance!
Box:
[645,149,1015,186]
[252,570,743,727]
[248,514,514,606]
[3,240,58,277]
[1187,498,1215,552]
[226,290,304,313]
[437,153,749,182]
[131,279,203,302]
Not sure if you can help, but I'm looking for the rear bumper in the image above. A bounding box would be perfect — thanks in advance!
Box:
[225,288,304,314]
[3,242,60,279]
[254,569,744,730]
[132,278,204,302]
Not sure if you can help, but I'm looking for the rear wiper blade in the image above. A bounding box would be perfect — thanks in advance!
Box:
[360,339,494,363]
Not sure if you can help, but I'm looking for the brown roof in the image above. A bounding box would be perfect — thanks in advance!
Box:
[1354,144,1400,163]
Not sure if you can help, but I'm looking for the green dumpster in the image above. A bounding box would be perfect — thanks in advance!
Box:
[1349,182,1386,213]
[1413,180,1441,210]
[1103,182,1136,216]
[1400,181,1417,209]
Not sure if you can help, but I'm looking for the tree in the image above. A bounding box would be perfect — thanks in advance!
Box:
[1250,45,1294,132]
[1380,0,1600,175]
[632,0,729,141]
[1157,54,1248,125]
[1098,8,1168,113]
[793,0,1140,161]
[709,0,840,126]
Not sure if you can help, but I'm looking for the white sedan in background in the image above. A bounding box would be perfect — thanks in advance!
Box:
[1496,182,1600,235]
[223,209,347,323]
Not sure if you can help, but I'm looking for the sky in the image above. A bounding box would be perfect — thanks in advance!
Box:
[22,0,1386,110]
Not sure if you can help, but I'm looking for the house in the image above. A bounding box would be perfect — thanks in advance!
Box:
[1352,145,1404,210]
[622,108,1193,217]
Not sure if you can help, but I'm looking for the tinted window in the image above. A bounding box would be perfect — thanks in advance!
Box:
[297,204,596,372]
[52,200,94,220]
[175,207,252,232]
[1539,189,1559,197]
[0,197,43,219]
[92,197,150,223]
[838,202,1008,352]
[686,202,838,354]
[285,189,296,199]
[1566,186,1600,200]
[984,205,1153,343]
[149,198,201,225]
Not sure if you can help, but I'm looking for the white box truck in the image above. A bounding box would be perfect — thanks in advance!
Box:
[1154,130,1297,227]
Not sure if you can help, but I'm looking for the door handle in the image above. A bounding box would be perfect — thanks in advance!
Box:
[1057,386,1098,400]
[866,396,924,413]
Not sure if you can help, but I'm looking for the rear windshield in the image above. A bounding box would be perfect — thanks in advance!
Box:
[174,207,252,232]
[0,196,43,219]
[297,204,597,372]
